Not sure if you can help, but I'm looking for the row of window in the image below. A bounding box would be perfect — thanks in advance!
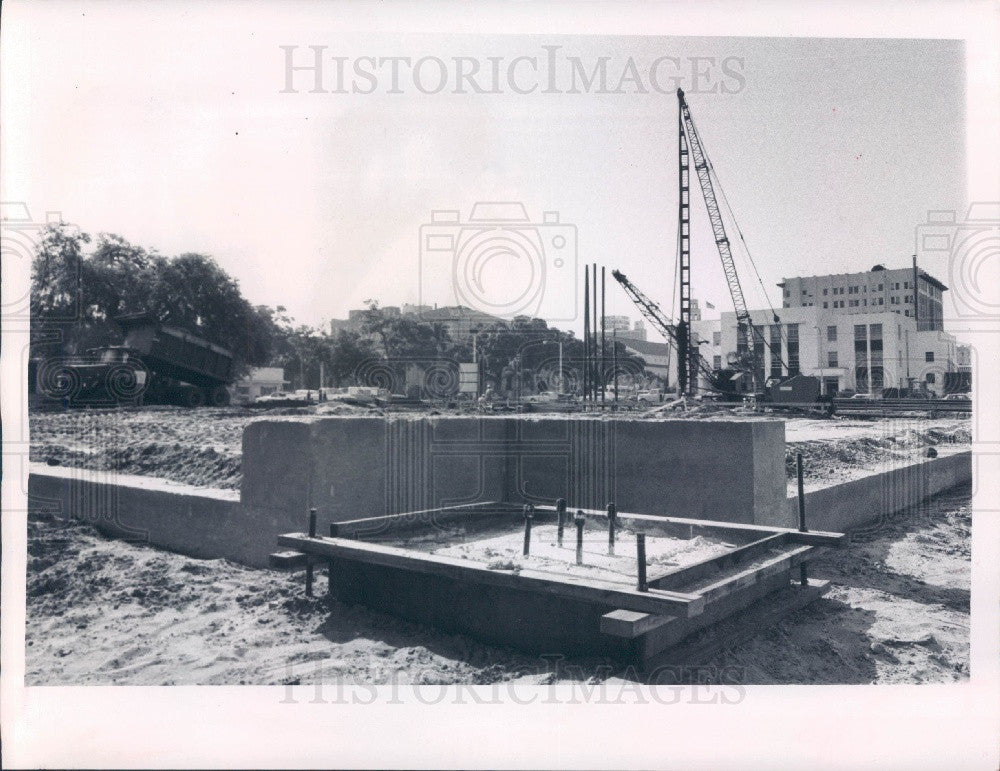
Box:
[790,280,919,301]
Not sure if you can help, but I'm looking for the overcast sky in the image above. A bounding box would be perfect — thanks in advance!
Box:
[2,2,966,340]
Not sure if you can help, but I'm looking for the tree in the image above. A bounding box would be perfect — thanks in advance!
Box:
[30,224,279,372]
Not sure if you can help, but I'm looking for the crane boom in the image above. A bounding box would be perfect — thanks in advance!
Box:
[610,270,716,387]
[676,88,761,390]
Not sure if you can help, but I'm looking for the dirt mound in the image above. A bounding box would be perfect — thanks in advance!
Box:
[786,422,970,490]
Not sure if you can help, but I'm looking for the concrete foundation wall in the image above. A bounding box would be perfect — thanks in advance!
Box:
[27,443,972,570]
[785,450,972,532]
[28,465,244,562]
[241,416,789,563]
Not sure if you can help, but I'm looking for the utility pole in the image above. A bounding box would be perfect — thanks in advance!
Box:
[613,328,619,403]
[583,268,590,402]
[601,266,606,407]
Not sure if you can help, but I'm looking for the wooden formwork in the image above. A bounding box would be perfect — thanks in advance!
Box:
[274,502,844,669]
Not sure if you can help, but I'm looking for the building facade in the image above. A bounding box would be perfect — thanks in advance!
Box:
[690,306,959,396]
[778,263,946,332]
[232,367,288,403]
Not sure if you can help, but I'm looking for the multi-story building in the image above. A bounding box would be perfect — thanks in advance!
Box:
[778,263,946,332]
[603,315,632,337]
[689,305,959,396]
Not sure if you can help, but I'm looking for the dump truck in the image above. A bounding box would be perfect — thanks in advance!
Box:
[32,313,234,408]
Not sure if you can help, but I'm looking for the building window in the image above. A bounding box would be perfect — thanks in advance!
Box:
[869,324,882,366]
[828,351,838,367]
[769,325,782,378]
[904,310,910,316]
[827,325,837,342]
[878,283,883,291]
[878,297,884,305]
[925,351,934,362]
[823,288,828,295]
[823,302,828,308]
[786,324,800,377]
[871,366,884,391]
[904,281,910,289]
[713,355,721,370]
[926,373,935,384]
[712,331,721,346]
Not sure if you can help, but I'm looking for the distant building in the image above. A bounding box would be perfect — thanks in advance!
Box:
[232,367,288,404]
[416,305,508,341]
[625,320,648,341]
[603,315,632,336]
[619,337,671,380]
[401,303,433,316]
[690,304,961,397]
[778,263,946,332]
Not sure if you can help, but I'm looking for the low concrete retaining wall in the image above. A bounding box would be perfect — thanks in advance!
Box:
[27,432,972,569]
[28,464,245,562]
[785,450,972,532]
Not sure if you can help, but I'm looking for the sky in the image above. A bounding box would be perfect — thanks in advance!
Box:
[2,2,967,341]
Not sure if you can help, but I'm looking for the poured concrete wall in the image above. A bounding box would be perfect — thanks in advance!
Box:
[785,449,972,533]
[26,444,972,569]
[28,464,243,561]
[241,416,789,563]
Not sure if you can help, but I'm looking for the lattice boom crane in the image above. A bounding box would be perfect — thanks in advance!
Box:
[676,87,762,391]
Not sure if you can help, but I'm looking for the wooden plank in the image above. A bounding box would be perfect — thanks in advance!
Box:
[268,550,321,570]
[278,532,706,617]
[600,609,674,638]
[692,545,816,604]
[642,579,831,671]
[331,500,514,538]
[641,571,790,660]
[649,533,789,591]
[529,505,845,546]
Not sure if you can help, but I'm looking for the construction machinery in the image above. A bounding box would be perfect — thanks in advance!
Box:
[33,313,234,408]
[613,89,837,413]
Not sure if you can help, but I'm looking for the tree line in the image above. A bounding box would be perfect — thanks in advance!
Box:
[30,223,647,393]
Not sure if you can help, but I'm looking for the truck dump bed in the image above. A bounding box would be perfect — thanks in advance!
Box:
[117,313,233,387]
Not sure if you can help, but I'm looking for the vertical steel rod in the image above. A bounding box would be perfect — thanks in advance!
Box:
[583,268,590,402]
[592,263,598,401]
[607,502,617,556]
[601,266,606,407]
[556,498,567,547]
[797,453,808,532]
[306,507,317,597]
[522,504,533,556]
[636,533,648,592]
[575,510,585,565]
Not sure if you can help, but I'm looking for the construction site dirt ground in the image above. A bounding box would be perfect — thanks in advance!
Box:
[24,486,971,685]
[24,408,972,685]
